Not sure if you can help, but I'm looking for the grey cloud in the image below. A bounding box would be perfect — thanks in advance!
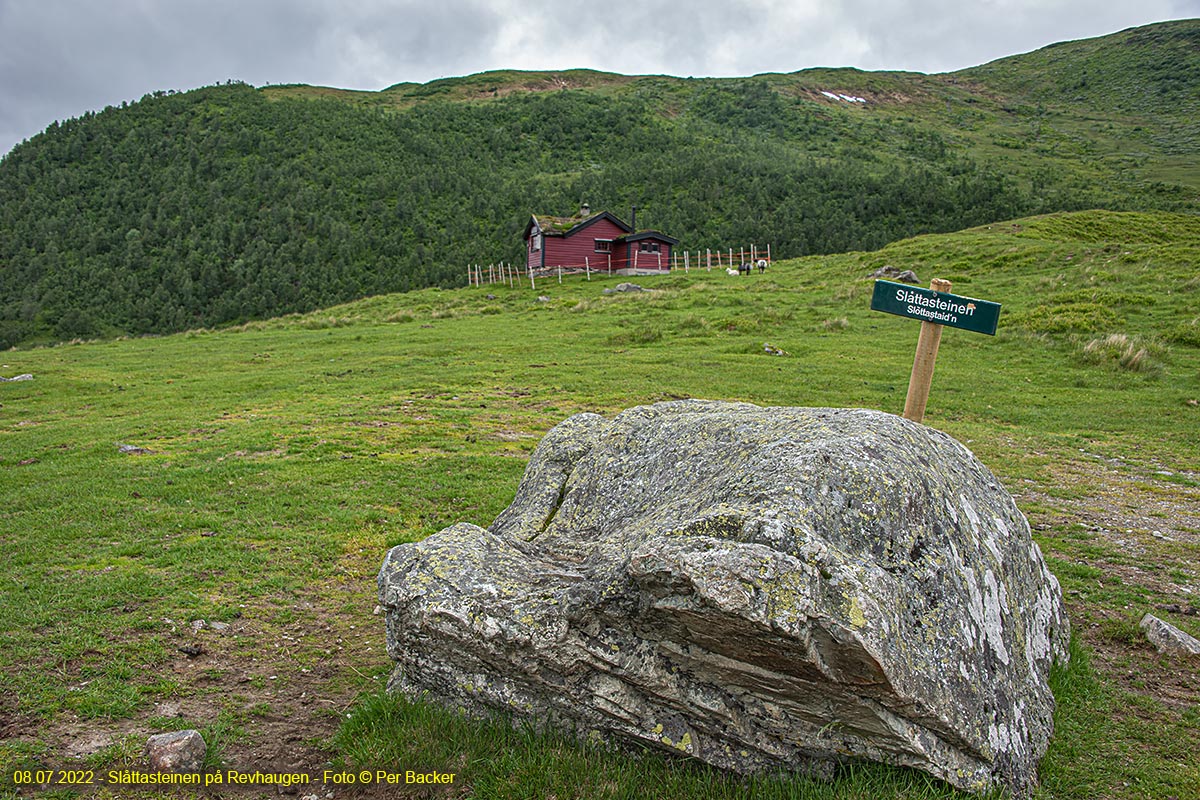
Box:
[306,0,509,86]
[1,0,1195,156]
[836,1,1193,72]
[0,0,330,151]
[492,1,828,77]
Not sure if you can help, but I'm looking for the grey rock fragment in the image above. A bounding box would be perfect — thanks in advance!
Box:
[154,701,183,718]
[147,729,206,773]
[603,282,646,294]
[379,400,1069,797]
[1140,613,1200,656]
[869,267,920,283]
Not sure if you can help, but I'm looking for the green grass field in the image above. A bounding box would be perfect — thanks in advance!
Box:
[2,210,1198,798]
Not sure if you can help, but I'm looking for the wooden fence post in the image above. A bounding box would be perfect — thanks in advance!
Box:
[903,278,953,423]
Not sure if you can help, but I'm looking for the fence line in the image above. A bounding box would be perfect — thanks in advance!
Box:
[467,244,774,290]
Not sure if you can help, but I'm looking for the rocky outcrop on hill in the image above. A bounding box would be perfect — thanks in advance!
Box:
[378,400,1070,796]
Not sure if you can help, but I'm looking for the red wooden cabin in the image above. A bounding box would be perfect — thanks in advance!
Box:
[524,206,678,275]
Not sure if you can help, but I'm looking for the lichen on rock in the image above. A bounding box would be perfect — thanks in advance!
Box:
[378,400,1070,796]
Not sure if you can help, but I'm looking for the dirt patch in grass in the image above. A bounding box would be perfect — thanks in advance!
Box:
[1075,602,1200,714]
[1021,457,1200,719]
[3,572,389,794]
[1031,454,1200,539]
[0,692,40,741]
[1023,455,1200,583]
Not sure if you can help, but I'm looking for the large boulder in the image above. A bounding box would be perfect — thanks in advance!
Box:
[378,401,1069,796]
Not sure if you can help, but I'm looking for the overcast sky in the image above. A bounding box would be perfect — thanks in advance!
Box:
[1,0,1197,157]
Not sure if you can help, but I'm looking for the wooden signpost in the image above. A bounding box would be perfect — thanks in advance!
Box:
[870,278,1002,423]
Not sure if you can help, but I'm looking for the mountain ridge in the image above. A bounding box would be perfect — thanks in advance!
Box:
[1,19,1196,348]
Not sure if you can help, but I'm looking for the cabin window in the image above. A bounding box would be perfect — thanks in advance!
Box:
[532,233,542,251]
[639,241,660,253]
[594,239,612,253]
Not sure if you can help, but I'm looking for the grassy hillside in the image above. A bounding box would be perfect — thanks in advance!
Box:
[959,21,1200,122]
[1,210,1197,798]
[1,21,1197,349]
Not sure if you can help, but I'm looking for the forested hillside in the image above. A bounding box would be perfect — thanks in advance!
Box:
[1,19,1196,347]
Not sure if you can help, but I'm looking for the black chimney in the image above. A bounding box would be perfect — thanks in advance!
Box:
[630,204,637,231]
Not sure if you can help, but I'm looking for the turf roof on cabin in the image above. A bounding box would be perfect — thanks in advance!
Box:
[526,211,677,243]
[530,210,632,235]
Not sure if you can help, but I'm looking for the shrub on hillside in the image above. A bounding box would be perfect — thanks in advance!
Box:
[1078,333,1167,372]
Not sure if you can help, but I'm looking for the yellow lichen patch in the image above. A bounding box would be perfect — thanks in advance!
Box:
[848,595,867,629]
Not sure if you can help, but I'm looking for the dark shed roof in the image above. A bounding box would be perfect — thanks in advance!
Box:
[620,230,680,246]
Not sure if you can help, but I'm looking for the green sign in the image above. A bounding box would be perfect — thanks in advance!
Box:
[870,280,1001,336]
